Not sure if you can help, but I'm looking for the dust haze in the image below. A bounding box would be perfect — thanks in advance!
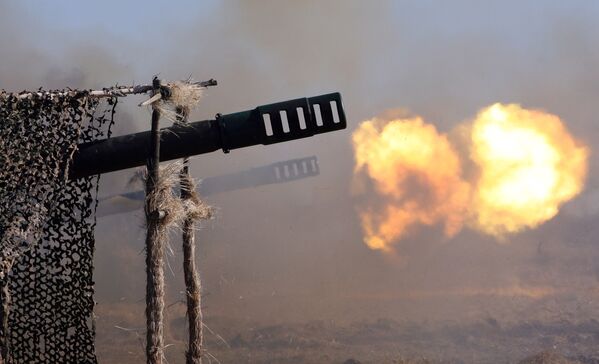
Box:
[2,1,599,362]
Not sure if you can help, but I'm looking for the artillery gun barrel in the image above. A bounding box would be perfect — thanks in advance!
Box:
[71,92,346,179]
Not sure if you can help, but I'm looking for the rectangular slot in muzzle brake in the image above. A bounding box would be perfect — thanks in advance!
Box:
[218,92,347,150]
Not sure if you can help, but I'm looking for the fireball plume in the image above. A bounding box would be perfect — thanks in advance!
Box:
[353,104,589,251]
[352,115,470,251]
[470,103,588,236]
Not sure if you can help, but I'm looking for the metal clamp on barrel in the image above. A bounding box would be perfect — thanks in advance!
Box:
[215,113,230,153]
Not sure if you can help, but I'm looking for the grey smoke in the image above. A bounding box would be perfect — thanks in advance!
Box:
[3,1,599,362]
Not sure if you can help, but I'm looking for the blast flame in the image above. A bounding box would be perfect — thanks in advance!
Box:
[352,104,589,251]
[470,103,588,235]
[352,116,470,251]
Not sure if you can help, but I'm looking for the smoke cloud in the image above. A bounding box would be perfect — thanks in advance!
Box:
[3,1,599,362]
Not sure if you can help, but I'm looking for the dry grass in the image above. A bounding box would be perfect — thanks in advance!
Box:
[144,161,212,233]
[157,81,204,122]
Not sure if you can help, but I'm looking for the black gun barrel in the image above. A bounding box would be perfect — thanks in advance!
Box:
[71,92,346,179]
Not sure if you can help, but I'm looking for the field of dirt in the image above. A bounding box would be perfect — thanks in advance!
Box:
[95,306,599,364]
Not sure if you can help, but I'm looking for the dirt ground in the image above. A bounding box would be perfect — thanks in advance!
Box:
[95,306,599,364]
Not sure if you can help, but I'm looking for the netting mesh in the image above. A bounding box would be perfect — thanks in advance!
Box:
[0,90,116,363]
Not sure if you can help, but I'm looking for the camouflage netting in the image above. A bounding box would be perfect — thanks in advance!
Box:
[0,90,117,363]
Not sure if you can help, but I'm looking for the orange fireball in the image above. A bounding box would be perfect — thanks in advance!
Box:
[352,104,589,251]
[352,116,470,251]
[469,103,588,236]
